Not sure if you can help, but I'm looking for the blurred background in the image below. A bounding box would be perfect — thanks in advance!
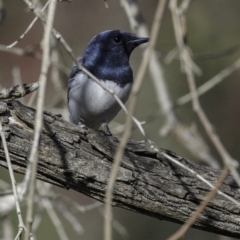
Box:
[1,0,240,239]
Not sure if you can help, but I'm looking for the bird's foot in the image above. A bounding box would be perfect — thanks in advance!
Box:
[99,124,112,136]
[78,122,88,130]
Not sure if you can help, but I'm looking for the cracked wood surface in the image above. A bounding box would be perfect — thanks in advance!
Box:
[0,100,240,239]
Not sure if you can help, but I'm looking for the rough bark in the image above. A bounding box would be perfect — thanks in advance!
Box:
[0,100,240,239]
[0,83,39,99]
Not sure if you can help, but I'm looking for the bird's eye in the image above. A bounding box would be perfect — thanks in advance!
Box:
[113,36,122,43]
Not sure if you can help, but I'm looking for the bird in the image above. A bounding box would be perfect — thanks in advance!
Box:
[68,30,149,131]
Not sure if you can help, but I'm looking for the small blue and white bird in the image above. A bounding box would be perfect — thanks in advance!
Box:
[68,30,149,130]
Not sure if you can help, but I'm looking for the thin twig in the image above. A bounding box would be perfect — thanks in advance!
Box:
[12,65,25,104]
[0,44,69,75]
[12,65,22,86]
[170,0,240,186]
[0,44,41,58]
[37,182,103,237]
[35,182,85,237]
[99,208,129,240]
[167,165,229,240]
[104,1,168,240]
[37,184,71,240]
[50,37,67,105]
[194,43,240,61]
[7,0,50,49]
[177,57,240,106]
[24,1,57,239]
[161,152,240,207]
[112,219,129,240]
[44,191,103,213]
[104,0,109,8]
[0,0,5,24]
[0,183,26,216]
[27,90,38,107]
[32,200,45,234]
[41,198,70,240]
[70,200,103,213]
[55,201,85,235]
[0,121,26,240]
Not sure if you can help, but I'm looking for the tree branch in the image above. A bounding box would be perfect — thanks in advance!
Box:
[0,101,240,239]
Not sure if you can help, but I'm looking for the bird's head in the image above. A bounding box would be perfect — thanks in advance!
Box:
[81,30,149,85]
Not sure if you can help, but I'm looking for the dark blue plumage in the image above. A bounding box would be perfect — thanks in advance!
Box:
[68,30,149,129]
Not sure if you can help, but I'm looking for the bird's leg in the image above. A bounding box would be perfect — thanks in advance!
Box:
[99,123,112,136]
[78,121,87,129]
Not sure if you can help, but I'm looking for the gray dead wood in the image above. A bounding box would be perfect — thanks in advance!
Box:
[0,83,39,100]
[0,100,240,239]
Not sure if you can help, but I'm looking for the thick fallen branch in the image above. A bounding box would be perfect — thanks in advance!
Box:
[0,101,240,238]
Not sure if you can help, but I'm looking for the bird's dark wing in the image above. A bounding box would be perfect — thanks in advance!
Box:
[68,58,83,104]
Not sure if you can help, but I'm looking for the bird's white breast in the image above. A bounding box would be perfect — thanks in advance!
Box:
[68,72,132,129]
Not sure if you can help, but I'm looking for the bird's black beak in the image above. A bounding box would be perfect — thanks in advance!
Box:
[130,37,149,45]
[126,37,149,54]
